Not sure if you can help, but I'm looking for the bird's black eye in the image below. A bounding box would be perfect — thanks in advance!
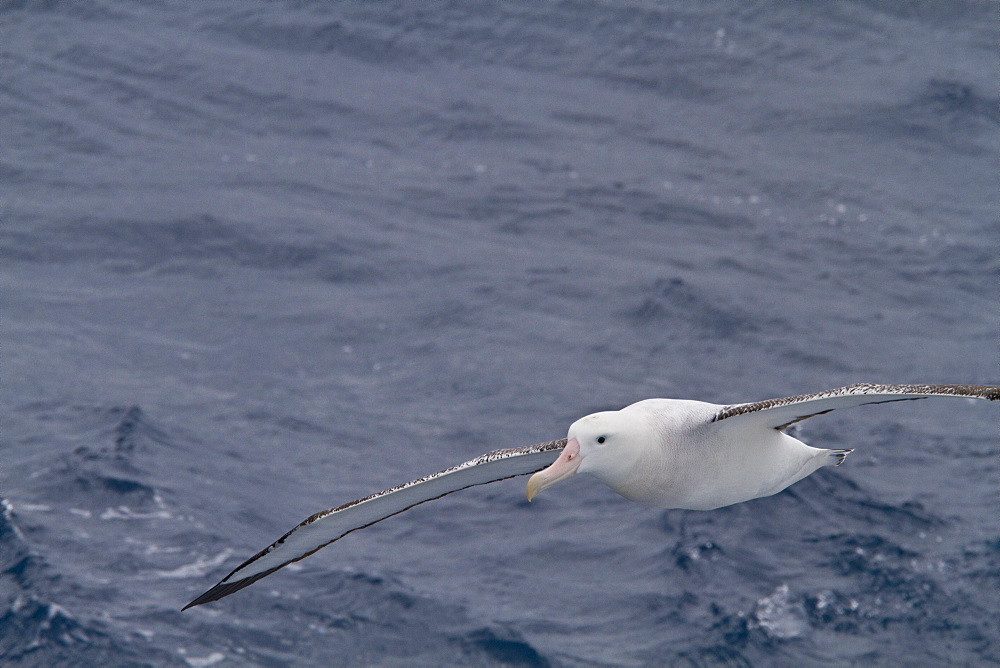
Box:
[596,436,606,444]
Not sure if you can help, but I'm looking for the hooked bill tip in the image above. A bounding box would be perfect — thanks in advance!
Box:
[524,438,581,502]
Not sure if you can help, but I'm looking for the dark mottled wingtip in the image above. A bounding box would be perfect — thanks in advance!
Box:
[182,566,282,610]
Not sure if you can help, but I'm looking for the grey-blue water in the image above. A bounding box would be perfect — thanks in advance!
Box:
[3,1,999,665]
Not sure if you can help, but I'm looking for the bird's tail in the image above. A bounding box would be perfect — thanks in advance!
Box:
[826,448,853,466]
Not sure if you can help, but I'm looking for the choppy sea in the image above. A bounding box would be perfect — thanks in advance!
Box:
[3,1,999,665]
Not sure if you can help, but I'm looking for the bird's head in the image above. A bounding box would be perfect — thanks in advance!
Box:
[526,408,644,501]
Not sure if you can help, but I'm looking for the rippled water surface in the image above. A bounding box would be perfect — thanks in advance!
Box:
[3,1,999,665]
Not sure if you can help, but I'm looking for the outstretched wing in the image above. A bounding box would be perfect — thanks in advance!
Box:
[711,383,1000,431]
[183,439,566,610]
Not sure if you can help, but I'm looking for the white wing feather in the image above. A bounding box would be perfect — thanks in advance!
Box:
[184,439,565,609]
[711,383,999,431]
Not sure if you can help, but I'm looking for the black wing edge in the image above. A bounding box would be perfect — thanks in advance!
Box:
[711,382,1000,428]
[182,438,567,610]
[182,566,283,610]
[181,523,336,610]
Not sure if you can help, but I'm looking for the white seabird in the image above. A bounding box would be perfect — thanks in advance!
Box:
[184,382,998,610]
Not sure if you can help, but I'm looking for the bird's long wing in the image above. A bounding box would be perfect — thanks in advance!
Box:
[183,438,566,610]
[711,383,999,431]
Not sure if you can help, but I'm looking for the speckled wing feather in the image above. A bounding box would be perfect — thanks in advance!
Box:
[183,439,566,610]
[711,383,1000,431]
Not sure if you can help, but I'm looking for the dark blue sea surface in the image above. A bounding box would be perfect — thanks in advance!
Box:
[3,1,999,665]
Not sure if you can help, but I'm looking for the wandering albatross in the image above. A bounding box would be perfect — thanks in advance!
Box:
[184,382,998,610]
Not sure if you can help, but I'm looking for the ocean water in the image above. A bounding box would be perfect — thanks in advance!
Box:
[2,0,999,665]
